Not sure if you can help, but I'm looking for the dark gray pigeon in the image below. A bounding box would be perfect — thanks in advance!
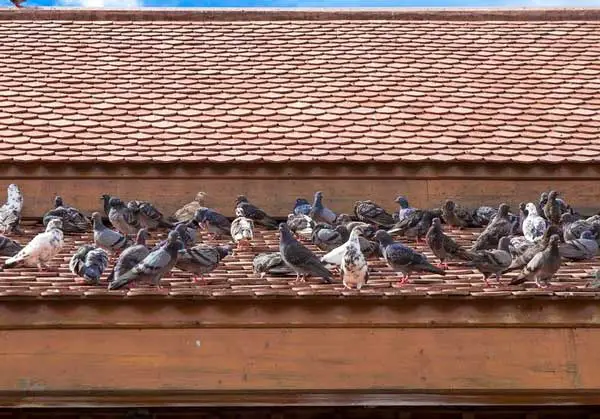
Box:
[466,236,512,286]
[559,230,598,261]
[353,200,395,229]
[472,206,497,226]
[175,244,232,282]
[425,217,471,268]
[108,230,183,289]
[505,225,562,273]
[252,252,295,278]
[107,228,150,287]
[150,222,197,251]
[235,195,278,230]
[43,195,89,233]
[69,244,109,285]
[543,190,561,225]
[514,202,528,236]
[128,200,173,230]
[388,209,440,242]
[92,212,132,252]
[441,200,480,229]
[108,197,141,235]
[279,223,333,283]
[100,194,114,217]
[511,235,562,287]
[309,191,337,225]
[374,230,444,285]
[0,234,22,257]
[195,208,231,239]
[311,223,349,252]
[470,203,512,251]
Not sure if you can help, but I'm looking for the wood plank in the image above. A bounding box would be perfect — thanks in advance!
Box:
[0,328,586,392]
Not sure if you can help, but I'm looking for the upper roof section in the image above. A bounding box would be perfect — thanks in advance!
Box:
[0,8,599,164]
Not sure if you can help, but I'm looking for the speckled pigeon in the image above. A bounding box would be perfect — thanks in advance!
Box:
[425,217,471,268]
[505,225,561,273]
[320,226,379,267]
[287,213,315,240]
[175,243,232,283]
[393,196,416,223]
[107,228,150,288]
[171,191,207,223]
[543,190,562,225]
[4,218,63,271]
[559,231,598,261]
[508,235,533,257]
[470,203,512,252]
[341,228,369,290]
[69,245,109,285]
[522,203,547,242]
[234,195,278,230]
[279,223,332,283]
[374,230,444,285]
[309,191,337,225]
[467,236,512,286]
[353,200,395,229]
[128,200,173,230]
[109,230,183,289]
[0,184,23,235]
[560,213,599,241]
[293,198,312,216]
[194,208,231,239]
[108,197,141,235]
[388,209,440,242]
[472,206,498,227]
[230,216,254,250]
[311,223,349,252]
[252,252,295,278]
[0,234,21,257]
[43,195,89,233]
[510,235,562,287]
[442,200,480,229]
[92,212,133,253]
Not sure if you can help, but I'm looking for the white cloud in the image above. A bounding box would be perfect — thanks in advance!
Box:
[58,0,142,7]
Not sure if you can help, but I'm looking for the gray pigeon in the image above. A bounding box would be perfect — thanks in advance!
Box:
[309,191,337,224]
[466,236,512,286]
[353,200,395,229]
[0,234,22,257]
[508,235,533,257]
[341,227,369,290]
[43,195,89,233]
[174,220,199,248]
[107,228,150,288]
[128,200,173,230]
[92,212,133,252]
[108,197,141,235]
[559,230,598,261]
[175,244,232,282]
[374,230,445,285]
[425,217,471,268]
[109,230,183,289]
[311,223,349,252]
[69,245,109,285]
[441,200,480,229]
[543,190,561,225]
[194,208,231,239]
[279,223,333,283]
[0,184,23,235]
[511,235,562,287]
[470,203,512,251]
[252,252,295,278]
[505,225,562,273]
[472,206,497,226]
[234,195,278,230]
[514,202,528,236]
[336,217,376,239]
[393,196,416,223]
[561,213,598,241]
[388,209,439,242]
[287,213,315,240]
[522,203,547,242]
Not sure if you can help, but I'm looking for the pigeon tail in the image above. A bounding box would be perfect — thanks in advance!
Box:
[416,262,446,276]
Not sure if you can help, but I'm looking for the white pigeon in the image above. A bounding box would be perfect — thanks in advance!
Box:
[340,228,368,290]
[0,184,23,235]
[230,216,254,250]
[523,203,547,242]
[4,218,64,271]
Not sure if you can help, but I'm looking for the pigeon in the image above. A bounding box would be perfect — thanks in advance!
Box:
[309,191,337,224]
[470,203,512,252]
[341,227,369,290]
[543,190,562,225]
[466,236,512,286]
[4,218,63,271]
[472,206,498,226]
[505,225,562,273]
[69,245,109,285]
[100,194,114,217]
[510,235,562,287]
[522,203,547,243]
[353,200,395,229]
[127,200,173,230]
[537,192,549,220]
[43,195,89,233]
[0,235,22,257]
[107,228,150,287]
[92,212,133,252]
[252,252,295,278]
[514,202,528,236]
[171,191,207,223]
[320,227,379,267]
[0,184,23,235]
[195,208,231,239]
[230,216,254,250]
[176,244,232,282]
[374,230,445,285]
[425,217,471,268]
[293,198,312,216]
[173,220,199,248]
[560,213,598,241]
[234,195,278,230]
[559,230,598,261]
[286,213,315,240]
[441,200,479,229]
[109,230,183,289]
[508,235,533,257]
[311,223,349,252]
[393,196,416,223]
[108,197,141,235]
[339,220,377,239]
[278,223,333,283]
[388,209,439,242]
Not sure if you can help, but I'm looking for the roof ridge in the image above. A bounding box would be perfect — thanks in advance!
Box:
[2,7,600,22]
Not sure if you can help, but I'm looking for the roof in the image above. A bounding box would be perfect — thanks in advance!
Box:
[0,222,596,300]
[0,8,599,164]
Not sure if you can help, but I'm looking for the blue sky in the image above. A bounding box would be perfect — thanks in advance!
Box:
[1,0,600,11]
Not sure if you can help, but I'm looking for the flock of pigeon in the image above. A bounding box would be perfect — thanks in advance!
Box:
[0,184,597,290]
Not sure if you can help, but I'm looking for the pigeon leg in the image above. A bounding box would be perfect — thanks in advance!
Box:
[443,262,449,269]
[482,274,491,287]
[397,273,410,286]
[495,273,503,285]
[193,274,207,284]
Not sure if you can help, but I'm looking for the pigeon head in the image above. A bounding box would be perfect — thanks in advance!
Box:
[359,224,377,239]
[431,217,443,228]
[548,190,559,200]
[108,197,123,208]
[295,198,310,207]
[127,201,140,211]
[525,203,538,216]
[560,212,575,225]
[136,228,149,245]
[519,202,527,212]
[235,195,248,205]
[336,213,352,225]
[91,212,103,223]
[540,192,548,202]
[217,245,233,259]
[313,191,324,206]
[374,230,394,246]
[549,234,560,248]
[394,196,409,208]
[498,203,510,217]
[581,231,595,240]
[498,236,511,252]
[167,230,181,242]
[195,192,207,203]
[46,218,63,231]
[194,208,207,222]
[443,200,455,211]
[54,196,64,207]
